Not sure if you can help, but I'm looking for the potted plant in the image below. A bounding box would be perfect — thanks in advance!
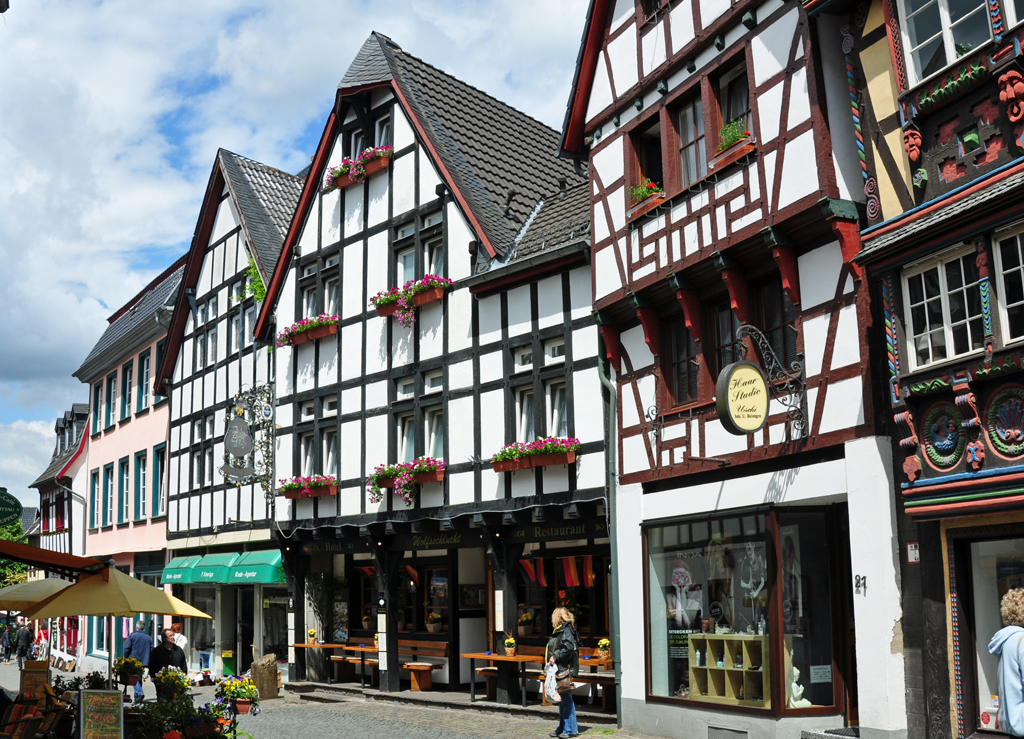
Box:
[503,634,517,657]
[370,287,407,319]
[152,667,191,702]
[517,610,534,636]
[597,638,611,659]
[627,180,663,205]
[362,612,372,630]
[408,274,454,307]
[710,118,755,172]
[367,462,410,506]
[321,145,394,193]
[306,628,317,645]
[278,474,338,499]
[369,275,454,328]
[276,314,339,348]
[425,611,443,634]
[114,656,144,686]
[411,456,446,484]
[215,676,260,715]
[490,441,531,472]
[525,436,581,467]
[196,699,230,735]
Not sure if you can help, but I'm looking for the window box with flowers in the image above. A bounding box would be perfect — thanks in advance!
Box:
[279,474,338,499]
[490,442,532,472]
[490,437,580,471]
[370,275,453,328]
[709,119,756,173]
[320,146,394,193]
[276,314,339,348]
[367,458,447,508]
[626,180,667,220]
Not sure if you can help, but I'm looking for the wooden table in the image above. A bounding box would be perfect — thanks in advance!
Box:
[461,652,536,707]
[292,643,349,684]
[338,644,378,688]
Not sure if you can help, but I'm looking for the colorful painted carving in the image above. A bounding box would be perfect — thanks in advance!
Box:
[882,276,901,399]
[986,386,1024,458]
[998,69,1024,122]
[865,177,880,220]
[922,402,966,469]
[917,60,988,112]
[883,0,909,94]
[966,441,985,470]
[894,407,919,449]
[974,354,1021,379]
[913,169,928,188]
[903,454,921,482]
[907,377,951,395]
[991,0,1005,42]
[903,127,922,163]
[842,14,871,204]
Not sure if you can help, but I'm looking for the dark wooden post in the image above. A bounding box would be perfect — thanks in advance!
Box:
[371,542,402,692]
[282,547,308,682]
[482,529,524,704]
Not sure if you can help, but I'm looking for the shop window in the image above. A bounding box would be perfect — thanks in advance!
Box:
[997,231,1024,342]
[902,246,984,369]
[517,388,536,442]
[897,0,990,85]
[669,319,700,405]
[756,280,798,369]
[425,408,444,459]
[424,566,449,631]
[678,98,707,189]
[516,554,609,639]
[633,118,664,192]
[189,587,216,669]
[711,302,742,376]
[398,414,416,464]
[546,381,568,437]
[358,568,377,630]
[719,66,752,136]
[397,247,416,285]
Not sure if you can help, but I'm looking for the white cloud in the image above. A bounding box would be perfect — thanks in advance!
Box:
[0,420,54,507]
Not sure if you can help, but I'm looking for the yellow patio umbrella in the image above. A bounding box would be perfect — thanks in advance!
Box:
[19,567,211,686]
[0,578,71,612]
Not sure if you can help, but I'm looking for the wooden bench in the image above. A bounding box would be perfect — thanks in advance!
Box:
[330,639,449,691]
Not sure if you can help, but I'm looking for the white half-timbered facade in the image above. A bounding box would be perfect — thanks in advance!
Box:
[560,1,906,737]
[153,149,302,678]
[257,34,610,700]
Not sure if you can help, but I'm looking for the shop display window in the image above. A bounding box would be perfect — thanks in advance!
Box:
[263,588,289,661]
[515,554,611,641]
[189,587,216,671]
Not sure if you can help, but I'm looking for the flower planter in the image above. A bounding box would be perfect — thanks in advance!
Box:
[518,624,533,637]
[332,156,391,190]
[283,484,337,500]
[627,191,667,221]
[492,458,528,473]
[414,469,445,484]
[291,330,313,347]
[362,619,372,630]
[530,451,576,468]
[709,137,756,173]
[307,636,316,644]
[374,639,379,650]
[504,647,516,657]
[118,674,140,686]
[375,302,401,318]
[233,699,252,715]
[597,649,611,659]
[411,286,445,307]
[377,477,397,488]
[304,323,338,342]
[426,623,441,634]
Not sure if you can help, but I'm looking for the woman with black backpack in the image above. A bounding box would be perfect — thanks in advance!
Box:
[546,607,580,738]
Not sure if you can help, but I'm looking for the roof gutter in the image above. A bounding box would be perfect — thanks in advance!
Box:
[462,241,590,294]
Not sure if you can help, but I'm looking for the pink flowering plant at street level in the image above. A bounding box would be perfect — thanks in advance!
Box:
[367,457,447,506]
[276,314,339,347]
[278,474,338,497]
[369,275,454,329]
[321,145,394,193]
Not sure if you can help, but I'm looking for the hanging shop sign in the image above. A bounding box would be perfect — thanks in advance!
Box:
[0,488,23,529]
[716,360,770,435]
[220,385,274,499]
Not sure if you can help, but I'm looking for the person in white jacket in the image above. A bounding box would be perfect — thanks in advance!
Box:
[990,588,1024,736]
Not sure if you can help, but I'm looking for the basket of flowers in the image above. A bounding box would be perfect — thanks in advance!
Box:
[215,675,260,715]
[152,667,191,701]
[114,656,144,686]
[503,635,517,657]
[597,638,611,659]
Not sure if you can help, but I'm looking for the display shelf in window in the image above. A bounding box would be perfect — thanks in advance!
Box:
[687,634,770,707]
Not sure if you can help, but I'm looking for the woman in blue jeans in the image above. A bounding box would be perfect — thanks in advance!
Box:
[547,607,580,738]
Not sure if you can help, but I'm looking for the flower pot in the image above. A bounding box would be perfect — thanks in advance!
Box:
[504,647,516,657]
[597,648,611,659]
[290,330,312,347]
[375,302,400,318]
[426,623,441,634]
[304,323,338,342]
[411,286,445,307]
[362,619,372,630]
[283,484,337,500]
[518,624,533,636]
[530,451,576,468]
[492,458,527,473]
[233,698,252,715]
[374,639,379,650]
[414,469,445,484]
[307,636,316,644]
[378,477,397,488]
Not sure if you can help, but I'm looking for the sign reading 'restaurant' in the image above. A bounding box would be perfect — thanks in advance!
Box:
[716,361,769,436]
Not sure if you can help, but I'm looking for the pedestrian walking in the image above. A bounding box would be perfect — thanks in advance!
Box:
[149,628,187,702]
[14,623,33,670]
[170,622,189,658]
[546,607,580,739]
[2,626,11,665]
[123,621,153,701]
[991,588,1024,735]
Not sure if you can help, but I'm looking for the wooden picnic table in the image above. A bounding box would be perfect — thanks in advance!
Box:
[291,643,350,684]
[460,652,536,707]
[337,644,378,688]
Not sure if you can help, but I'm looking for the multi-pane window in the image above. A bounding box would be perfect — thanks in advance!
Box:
[103,464,114,526]
[720,67,751,133]
[515,346,533,372]
[136,452,147,520]
[192,451,203,490]
[898,0,990,84]
[679,99,707,188]
[398,415,416,464]
[670,320,700,405]
[712,302,742,376]
[93,383,101,432]
[153,446,166,516]
[206,328,218,367]
[997,232,1024,342]
[229,312,243,355]
[545,338,566,365]
[757,281,798,370]
[517,389,536,442]
[204,448,214,486]
[138,351,150,411]
[195,332,207,370]
[121,363,132,420]
[208,296,218,320]
[105,374,116,428]
[120,459,129,523]
[425,408,444,459]
[323,429,338,477]
[547,382,568,437]
[397,248,416,284]
[301,433,315,476]
[903,248,984,368]
[326,278,340,316]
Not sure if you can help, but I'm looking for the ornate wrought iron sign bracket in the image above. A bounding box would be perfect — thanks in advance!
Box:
[220,382,277,504]
[735,325,808,439]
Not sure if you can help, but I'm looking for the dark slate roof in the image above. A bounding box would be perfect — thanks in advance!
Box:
[218,149,303,281]
[338,33,587,257]
[512,182,591,263]
[74,258,186,381]
[21,508,37,533]
[859,167,1024,261]
[30,446,77,489]
[71,403,89,416]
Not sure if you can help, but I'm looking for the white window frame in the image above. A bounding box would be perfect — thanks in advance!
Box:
[376,116,392,147]
[424,370,443,394]
[325,254,340,268]
[901,244,986,370]
[192,451,202,490]
[397,376,416,400]
[546,381,569,438]
[301,400,315,420]
[324,395,339,416]
[303,286,318,318]
[155,448,167,515]
[193,419,204,443]
[204,448,214,486]
[323,429,338,477]
[230,312,243,355]
[424,212,443,228]
[139,353,150,409]
[351,130,366,157]
[517,388,536,443]
[545,337,566,365]
[398,414,416,464]
[425,408,444,459]
[897,0,992,86]
[301,433,315,477]
[425,237,444,276]
[397,223,415,240]
[205,415,215,440]
[138,454,147,519]
[326,278,340,316]
[514,346,534,373]
[397,247,416,285]
[121,461,130,522]
[244,305,256,346]
[994,225,1024,345]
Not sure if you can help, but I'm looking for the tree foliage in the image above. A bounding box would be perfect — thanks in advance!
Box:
[0,522,28,587]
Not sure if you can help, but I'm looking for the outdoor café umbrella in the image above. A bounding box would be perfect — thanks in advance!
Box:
[0,579,71,612]
[19,567,211,686]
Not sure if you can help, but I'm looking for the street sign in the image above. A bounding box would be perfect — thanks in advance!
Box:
[0,489,24,529]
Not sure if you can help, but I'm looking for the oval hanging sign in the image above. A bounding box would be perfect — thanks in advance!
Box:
[716,361,770,435]
[0,488,24,530]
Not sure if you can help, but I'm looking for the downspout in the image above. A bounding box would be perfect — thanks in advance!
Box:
[596,334,622,727]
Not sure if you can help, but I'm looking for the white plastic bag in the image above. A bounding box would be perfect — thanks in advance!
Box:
[544,663,561,703]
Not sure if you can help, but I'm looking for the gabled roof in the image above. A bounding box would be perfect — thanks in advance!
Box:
[256,32,585,339]
[153,150,303,389]
[512,182,591,262]
[559,0,612,158]
[21,507,37,533]
[74,257,186,382]
[33,407,90,491]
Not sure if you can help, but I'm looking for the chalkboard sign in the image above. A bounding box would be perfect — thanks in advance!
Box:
[78,690,122,739]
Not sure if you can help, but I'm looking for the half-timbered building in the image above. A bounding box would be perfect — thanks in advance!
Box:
[559,0,906,736]
[841,0,1024,732]
[152,149,303,679]
[255,33,610,700]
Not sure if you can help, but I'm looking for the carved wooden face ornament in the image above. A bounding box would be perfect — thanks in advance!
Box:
[999,69,1024,122]
[903,129,922,163]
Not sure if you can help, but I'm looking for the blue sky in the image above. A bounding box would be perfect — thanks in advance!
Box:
[0,0,588,503]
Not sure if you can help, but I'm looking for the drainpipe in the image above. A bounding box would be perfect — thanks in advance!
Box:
[596,334,622,728]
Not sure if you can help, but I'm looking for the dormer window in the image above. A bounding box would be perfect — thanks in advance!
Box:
[897,0,990,85]
[376,116,392,147]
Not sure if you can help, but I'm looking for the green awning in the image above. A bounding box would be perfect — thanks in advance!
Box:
[192,553,239,583]
[227,551,285,584]
[160,555,201,585]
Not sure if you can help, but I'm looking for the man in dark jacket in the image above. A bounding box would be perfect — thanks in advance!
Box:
[123,621,152,700]
[14,623,33,670]
[149,628,187,701]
